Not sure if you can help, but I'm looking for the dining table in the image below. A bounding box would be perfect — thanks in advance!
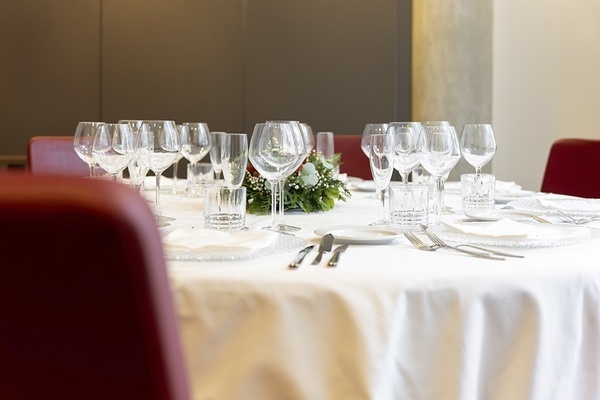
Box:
[155,178,600,400]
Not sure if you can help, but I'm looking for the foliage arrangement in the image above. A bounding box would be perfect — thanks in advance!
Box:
[243,151,351,215]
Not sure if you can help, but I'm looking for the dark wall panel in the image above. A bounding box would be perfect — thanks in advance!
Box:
[0,0,101,154]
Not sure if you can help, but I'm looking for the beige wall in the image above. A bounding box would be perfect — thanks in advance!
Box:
[0,0,412,157]
[492,0,600,191]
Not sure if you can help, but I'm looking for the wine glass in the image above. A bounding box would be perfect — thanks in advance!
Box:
[300,123,314,154]
[221,133,248,188]
[172,126,186,194]
[361,123,389,158]
[460,124,497,176]
[92,123,135,181]
[274,121,309,233]
[180,122,211,196]
[137,120,181,223]
[369,133,395,225]
[419,125,461,224]
[74,121,105,177]
[249,121,300,232]
[119,120,148,191]
[388,122,423,185]
[209,131,226,180]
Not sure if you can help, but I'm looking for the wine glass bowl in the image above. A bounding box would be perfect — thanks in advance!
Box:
[180,122,211,166]
[209,131,226,180]
[388,122,423,184]
[361,123,389,158]
[91,123,135,181]
[460,124,497,175]
[74,121,105,177]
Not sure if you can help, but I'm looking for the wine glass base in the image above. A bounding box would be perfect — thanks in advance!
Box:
[155,214,175,227]
[261,226,296,235]
[369,220,390,226]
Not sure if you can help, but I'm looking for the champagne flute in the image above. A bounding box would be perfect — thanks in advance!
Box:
[92,123,135,181]
[221,133,248,188]
[361,123,389,158]
[419,125,461,224]
[209,131,226,180]
[388,122,423,185]
[249,121,300,232]
[180,122,211,197]
[74,121,105,177]
[460,124,497,176]
[369,133,394,225]
[137,120,181,222]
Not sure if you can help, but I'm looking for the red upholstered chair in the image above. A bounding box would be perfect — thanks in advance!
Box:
[333,134,372,180]
[27,135,90,176]
[540,138,600,198]
[0,174,190,400]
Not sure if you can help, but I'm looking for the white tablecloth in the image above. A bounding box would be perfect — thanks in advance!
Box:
[161,186,600,400]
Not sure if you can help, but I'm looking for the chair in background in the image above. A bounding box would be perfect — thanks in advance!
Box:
[540,138,600,198]
[27,135,90,176]
[0,174,190,400]
[333,134,372,180]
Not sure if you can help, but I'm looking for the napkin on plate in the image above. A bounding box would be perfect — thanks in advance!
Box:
[444,180,521,194]
[162,228,278,252]
[444,219,536,239]
[537,196,600,213]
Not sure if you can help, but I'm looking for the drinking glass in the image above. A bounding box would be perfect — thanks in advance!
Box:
[369,133,395,225]
[361,123,389,158]
[300,123,314,154]
[92,123,135,181]
[74,121,105,177]
[249,121,300,232]
[209,131,226,180]
[137,120,181,222]
[460,123,497,176]
[221,133,248,188]
[419,125,461,224]
[388,122,423,185]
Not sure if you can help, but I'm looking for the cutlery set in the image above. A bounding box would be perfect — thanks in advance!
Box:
[403,224,524,260]
[289,233,348,268]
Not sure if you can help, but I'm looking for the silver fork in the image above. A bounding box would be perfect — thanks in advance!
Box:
[404,231,504,260]
[419,224,515,259]
[554,210,600,225]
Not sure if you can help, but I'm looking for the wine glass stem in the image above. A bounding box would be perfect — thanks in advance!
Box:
[277,180,286,227]
[89,164,95,178]
[172,160,180,194]
[401,173,409,185]
[155,173,162,217]
[269,180,278,228]
[379,188,387,222]
[433,177,443,223]
[475,167,481,177]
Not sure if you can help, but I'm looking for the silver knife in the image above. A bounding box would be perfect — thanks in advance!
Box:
[311,233,334,264]
[327,244,348,267]
[288,245,315,269]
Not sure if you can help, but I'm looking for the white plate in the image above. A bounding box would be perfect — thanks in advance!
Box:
[315,225,400,245]
[464,209,541,222]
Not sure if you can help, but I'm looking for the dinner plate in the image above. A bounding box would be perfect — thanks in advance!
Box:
[314,225,400,245]
[464,209,541,222]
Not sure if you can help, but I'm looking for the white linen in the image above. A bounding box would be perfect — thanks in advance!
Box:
[444,218,531,238]
[163,189,600,400]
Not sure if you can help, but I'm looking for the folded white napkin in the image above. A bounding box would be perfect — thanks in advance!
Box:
[537,197,600,213]
[162,228,278,252]
[444,219,535,239]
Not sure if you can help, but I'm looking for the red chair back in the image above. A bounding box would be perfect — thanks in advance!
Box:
[333,134,372,180]
[540,138,600,198]
[27,136,90,176]
[0,174,190,400]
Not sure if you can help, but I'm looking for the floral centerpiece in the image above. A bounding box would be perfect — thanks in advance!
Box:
[243,151,351,214]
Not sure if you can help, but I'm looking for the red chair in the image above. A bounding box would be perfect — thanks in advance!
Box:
[0,174,190,400]
[333,134,372,180]
[540,138,600,198]
[27,136,90,176]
